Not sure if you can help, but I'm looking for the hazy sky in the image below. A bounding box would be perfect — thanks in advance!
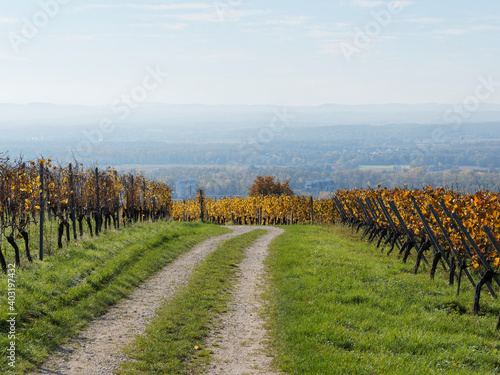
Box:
[1,0,500,106]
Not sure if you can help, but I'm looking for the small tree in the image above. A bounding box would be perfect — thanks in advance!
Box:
[248,176,294,197]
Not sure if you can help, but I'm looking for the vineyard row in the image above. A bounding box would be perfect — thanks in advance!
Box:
[0,157,173,271]
[174,188,500,327]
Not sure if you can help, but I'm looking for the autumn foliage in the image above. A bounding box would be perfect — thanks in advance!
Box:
[174,186,500,272]
[0,155,173,270]
[248,176,294,197]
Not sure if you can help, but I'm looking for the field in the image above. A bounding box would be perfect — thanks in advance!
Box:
[266,225,500,374]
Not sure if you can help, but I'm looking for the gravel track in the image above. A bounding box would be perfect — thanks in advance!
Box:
[203,226,284,375]
[31,226,256,375]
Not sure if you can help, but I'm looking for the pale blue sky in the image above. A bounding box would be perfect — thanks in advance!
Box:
[1,0,499,106]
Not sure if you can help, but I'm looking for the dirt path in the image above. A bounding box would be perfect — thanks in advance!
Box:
[32,226,256,375]
[203,226,284,375]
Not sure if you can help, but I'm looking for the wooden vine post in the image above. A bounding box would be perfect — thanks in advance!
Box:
[142,179,147,221]
[95,167,100,236]
[428,204,476,294]
[130,175,135,222]
[0,243,6,273]
[39,161,45,261]
[375,197,403,253]
[116,196,120,229]
[309,196,314,224]
[69,163,77,240]
[409,195,450,279]
[438,201,497,299]
[481,226,500,329]
[388,201,429,266]
[198,189,204,221]
[451,212,499,306]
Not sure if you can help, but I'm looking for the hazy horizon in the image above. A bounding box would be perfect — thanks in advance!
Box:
[1,1,499,194]
[3,101,500,107]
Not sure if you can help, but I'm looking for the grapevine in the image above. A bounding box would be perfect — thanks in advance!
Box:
[0,156,172,270]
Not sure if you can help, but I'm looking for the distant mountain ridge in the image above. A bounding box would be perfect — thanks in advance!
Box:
[0,102,499,127]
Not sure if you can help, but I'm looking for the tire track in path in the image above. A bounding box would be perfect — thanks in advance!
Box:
[203,226,284,375]
[32,226,256,375]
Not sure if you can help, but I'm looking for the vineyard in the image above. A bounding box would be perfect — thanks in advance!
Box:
[0,156,172,271]
[3,156,500,324]
[174,187,500,325]
[2,175,500,372]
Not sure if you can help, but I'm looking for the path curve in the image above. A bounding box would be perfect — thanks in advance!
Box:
[203,226,284,375]
[32,226,256,375]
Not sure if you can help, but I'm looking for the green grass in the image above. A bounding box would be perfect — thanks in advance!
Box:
[266,225,500,374]
[0,221,229,374]
[1,213,94,269]
[117,229,267,375]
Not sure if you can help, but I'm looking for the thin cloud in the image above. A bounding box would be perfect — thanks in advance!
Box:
[433,25,500,36]
[405,17,444,24]
[304,23,349,39]
[63,35,96,41]
[0,16,19,24]
[77,3,269,24]
[163,22,189,30]
[436,28,466,36]
[265,16,312,26]
[391,1,415,8]
[161,9,266,23]
[0,53,22,60]
[128,22,188,30]
[472,25,500,32]
[305,28,335,38]
[350,0,386,8]
[317,40,346,55]
[79,3,212,11]
[349,1,415,9]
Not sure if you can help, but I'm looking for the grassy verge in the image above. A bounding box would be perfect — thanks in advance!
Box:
[0,221,229,374]
[117,229,267,375]
[266,225,500,374]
